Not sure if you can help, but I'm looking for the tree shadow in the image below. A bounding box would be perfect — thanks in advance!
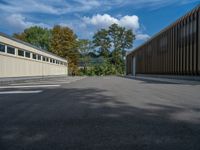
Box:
[0,87,200,150]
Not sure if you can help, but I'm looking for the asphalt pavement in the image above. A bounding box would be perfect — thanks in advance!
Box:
[0,76,200,150]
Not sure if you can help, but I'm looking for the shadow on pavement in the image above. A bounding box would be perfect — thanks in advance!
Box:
[0,87,200,150]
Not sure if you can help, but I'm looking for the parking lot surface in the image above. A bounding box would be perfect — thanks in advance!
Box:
[0,76,200,150]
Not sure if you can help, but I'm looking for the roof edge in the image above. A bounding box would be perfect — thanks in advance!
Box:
[0,32,67,61]
[127,4,200,56]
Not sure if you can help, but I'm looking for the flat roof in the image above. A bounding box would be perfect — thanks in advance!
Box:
[127,4,200,56]
[0,32,67,61]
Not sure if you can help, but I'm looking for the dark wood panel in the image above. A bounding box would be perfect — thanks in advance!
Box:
[126,6,200,76]
[198,9,200,74]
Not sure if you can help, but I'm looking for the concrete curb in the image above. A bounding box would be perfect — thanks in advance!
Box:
[124,75,200,85]
[136,74,200,81]
[0,75,69,86]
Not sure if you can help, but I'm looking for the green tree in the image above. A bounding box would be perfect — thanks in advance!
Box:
[92,24,135,75]
[77,39,93,73]
[50,25,79,75]
[108,24,135,70]
[93,29,111,58]
[13,26,52,50]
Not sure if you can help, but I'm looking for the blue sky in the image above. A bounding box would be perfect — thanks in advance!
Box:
[0,0,199,49]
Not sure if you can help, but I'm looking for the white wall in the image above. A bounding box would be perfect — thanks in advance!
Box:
[0,34,68,78]
[0,53,68,78]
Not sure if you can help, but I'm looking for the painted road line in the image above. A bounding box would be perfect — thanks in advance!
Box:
[0,90,42,94]
[8,77,86,86]
[10,82,70,86]
[0,84,60,89]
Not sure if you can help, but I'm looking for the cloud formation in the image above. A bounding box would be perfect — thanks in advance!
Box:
[83,14,140,32]
[136,34,150,40]
[6,14,49,30]
[83,14,149,40]
[0,0,197,43]
[0,0,197,15]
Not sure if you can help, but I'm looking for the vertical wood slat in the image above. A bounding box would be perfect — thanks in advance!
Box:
[181,20,184,75]
[170,28,173,74]
[174,25,178,74]
[162,34,165,74]
[166,31,169,74]
[177,23,179,75]
[126,5,200,76]
[180,21,183,75]
[165,32,167,74]
[172,27,175,74]
[198,9,200,74]
[186,16,189,74]
[183,18,187,75]
[189,14,193,75]
[193,12,197,75]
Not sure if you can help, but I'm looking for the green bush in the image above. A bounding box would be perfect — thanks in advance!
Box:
[79,59,124,76]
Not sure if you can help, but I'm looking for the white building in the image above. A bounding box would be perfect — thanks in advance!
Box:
[0,32,68,78]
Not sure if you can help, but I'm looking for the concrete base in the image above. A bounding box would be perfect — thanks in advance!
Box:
[125,74,200,85]
[0,75,69,86]
[136,74,200,81]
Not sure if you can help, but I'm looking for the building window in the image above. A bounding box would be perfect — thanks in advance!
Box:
[7,46,15,55]
[0,43,5,52]
[38,55,41,60]
[25,51,31,58]
[53,59,55,63]
[43,56,46,61]
[18,49,24,57]
[32,53,37,59]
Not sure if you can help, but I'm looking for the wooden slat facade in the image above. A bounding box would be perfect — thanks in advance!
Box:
[126,5,200,76]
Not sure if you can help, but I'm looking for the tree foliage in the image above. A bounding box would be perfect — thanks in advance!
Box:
[13,26,52,50]
[93,29,111,58]
[13,25,80,75]
[50,25,79,75]
[13,24,135,76]
[92,23,135,74]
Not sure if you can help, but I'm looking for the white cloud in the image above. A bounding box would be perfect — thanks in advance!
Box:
[83,14,118,28]
[0,0,197,16]
[83,14,150,42]
[83,14,140,31]
[6,14,50,31]
[2,0,196,43]
[119,16,139,31]
[0,0,102,15]
[136,34,150,40]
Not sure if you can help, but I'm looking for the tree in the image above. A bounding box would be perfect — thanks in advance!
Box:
[77,39,93,72]
[108,24,135,68]
[93,29,111,58]
[92,24,135,74]
[13,26,52,50]
[50,25,79,75]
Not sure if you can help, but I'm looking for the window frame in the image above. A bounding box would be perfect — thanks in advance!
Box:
[37,55,41,61]
[32,53,37,60]
[0,43,5,53]
[7,46,15,55]
[25,51,31,58]
[18,49,25,57]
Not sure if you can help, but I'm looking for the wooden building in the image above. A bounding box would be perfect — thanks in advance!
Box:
[126,5,200,76]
